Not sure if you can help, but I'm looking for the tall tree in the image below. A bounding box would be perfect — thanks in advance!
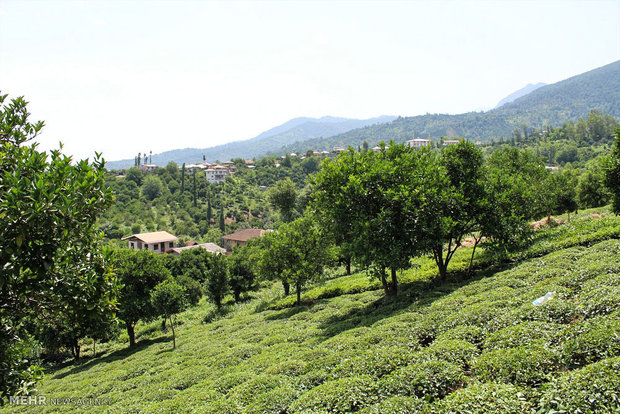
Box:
[151,279,187,348]
[605,127,620,214]
[0,94,118,398]
[267,178,298,222]
[193,170,197,207]
[205,254,229,310]
[181,162,186,193]
[112,249,171,347]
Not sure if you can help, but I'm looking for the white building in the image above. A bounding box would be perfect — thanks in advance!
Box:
[205,165,230,184]
[121,231,178,254]
[406,138,431,149]
[140,164,158,172]
[443,139,461,146]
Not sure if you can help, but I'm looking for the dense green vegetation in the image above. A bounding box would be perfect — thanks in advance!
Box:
[277,60,620,155]
[3,83,619,412]
[4,207,617,412]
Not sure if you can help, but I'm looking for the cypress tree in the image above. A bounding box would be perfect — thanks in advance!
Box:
[219,207,225,232]
[181,163,185,193]
[192,170,197,207]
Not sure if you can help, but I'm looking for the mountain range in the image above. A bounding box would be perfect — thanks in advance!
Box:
[107,60,619,169]
[105,116,395,170]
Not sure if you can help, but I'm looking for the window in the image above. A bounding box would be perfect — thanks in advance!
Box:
[169,242,173,248]
[154,244,159,251]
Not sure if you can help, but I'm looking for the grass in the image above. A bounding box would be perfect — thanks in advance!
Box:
[4,207,619,413]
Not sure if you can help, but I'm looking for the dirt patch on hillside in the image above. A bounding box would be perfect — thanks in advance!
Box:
[461,237,486,247]
[530,216,567,230]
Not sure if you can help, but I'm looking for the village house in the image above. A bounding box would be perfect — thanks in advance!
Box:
[205,165,231,184]
[121,231,178,253]
[406,138,431,148]
[221,228,271,252]
[443,139,461,146]
[168,242,226,255]
[140,164,158,173]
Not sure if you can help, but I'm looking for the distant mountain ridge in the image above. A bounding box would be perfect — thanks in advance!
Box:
[105,115,396,170]
[276,60,620,155]
[495,83,547,108]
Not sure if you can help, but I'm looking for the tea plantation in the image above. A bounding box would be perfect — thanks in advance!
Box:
[7,208,619,413]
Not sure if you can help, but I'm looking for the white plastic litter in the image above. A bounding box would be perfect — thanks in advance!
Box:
[532,291,557,306]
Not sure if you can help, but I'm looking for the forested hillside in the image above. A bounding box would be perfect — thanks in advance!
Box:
[277,60,620,154]
[105,115,395,170]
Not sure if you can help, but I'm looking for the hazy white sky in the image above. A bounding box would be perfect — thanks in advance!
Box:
[1,0,619,161]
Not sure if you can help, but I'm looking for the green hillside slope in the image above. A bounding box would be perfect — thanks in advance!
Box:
[277,60,620,154]
[7,208,619,413]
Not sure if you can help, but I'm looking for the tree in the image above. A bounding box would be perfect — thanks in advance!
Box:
[483,147,549,251]
[112,249,171,347]
[605,128,620,214]
[142,175,163,200]
[312,143,433,297]
[193,170,197,207]
[166,161,179,179]
[181,162,186,193]
[207,198,213,224]
[423,140,486,281]
[577,156,611,208]
[126,167,143,185]
[219,207,226,232]
[0,94,118,399]
[255,231,291,296]
[151,279,187,348]
[267,178,298,222]
[205,254,228,310]
[272,216,333,305]
[228,244,258,302]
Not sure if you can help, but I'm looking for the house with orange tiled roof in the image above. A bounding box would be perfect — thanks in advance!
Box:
[221,228,271,252]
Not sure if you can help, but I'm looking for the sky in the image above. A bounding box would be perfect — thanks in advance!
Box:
[1,0,619,162]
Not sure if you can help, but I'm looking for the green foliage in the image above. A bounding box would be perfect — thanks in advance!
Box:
[0,93,117,399]
[539,357,620,414]
[379,360,465,401]
[175,275,203,306]
[578,156,611,208]
[267,178,298,222]
[605,128,620,214]
[227,243,258,302]
[141,174,163,200]
[289,375,380,413]
[561,319,620,367]
[473,344,560,386]
[151,279,188,347]
[438,382,534,413]
[111,249,171,347]
[358,396,430,414]
[205,253,229,310]
[125,167,143,185]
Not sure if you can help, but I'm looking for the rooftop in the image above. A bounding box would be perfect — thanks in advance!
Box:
[221,228,270,242]
[121,231,178,243]
[168,243,226,255]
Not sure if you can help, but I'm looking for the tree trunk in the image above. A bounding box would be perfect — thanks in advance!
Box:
[390,267,398,296]
[170,316,176,349]
[282,280,290,296]
[234,289,241,303]
[296,281,301,305]
[161,318,167,330]
[468,237,480,275]
[345,257,351,275]
[73,339,80,361]
[379,268,391,297]
[127,323,136,347]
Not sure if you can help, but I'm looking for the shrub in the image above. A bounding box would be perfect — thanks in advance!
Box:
[438,382,534,413]
[561,319,620,367]
[289,375,379,413]
[484,321,564,350]
[358,396,431,414]
[379,360,465,401]
[264,359,308,376]
[420,339,479,369]
[227,374,287,406]
[212,371,256,394]
[516,297,584,324]
[331,346,415,379]
[538,357,620,414]
[436,325,485,345]
[245,385,299,414]
[473,344,559,386]
[176,275,203,306]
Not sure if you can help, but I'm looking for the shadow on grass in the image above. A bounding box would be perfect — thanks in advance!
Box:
[52,336,170,380]
[264,306,309,320]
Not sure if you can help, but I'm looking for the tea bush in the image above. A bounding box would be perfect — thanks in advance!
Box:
[378,360,466,401]
[561,318,620,367]
[473,344,559,386]
[438,382,534,413]
[289,375,380,413]
[358,396,431,413]
[538,357,620,414]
